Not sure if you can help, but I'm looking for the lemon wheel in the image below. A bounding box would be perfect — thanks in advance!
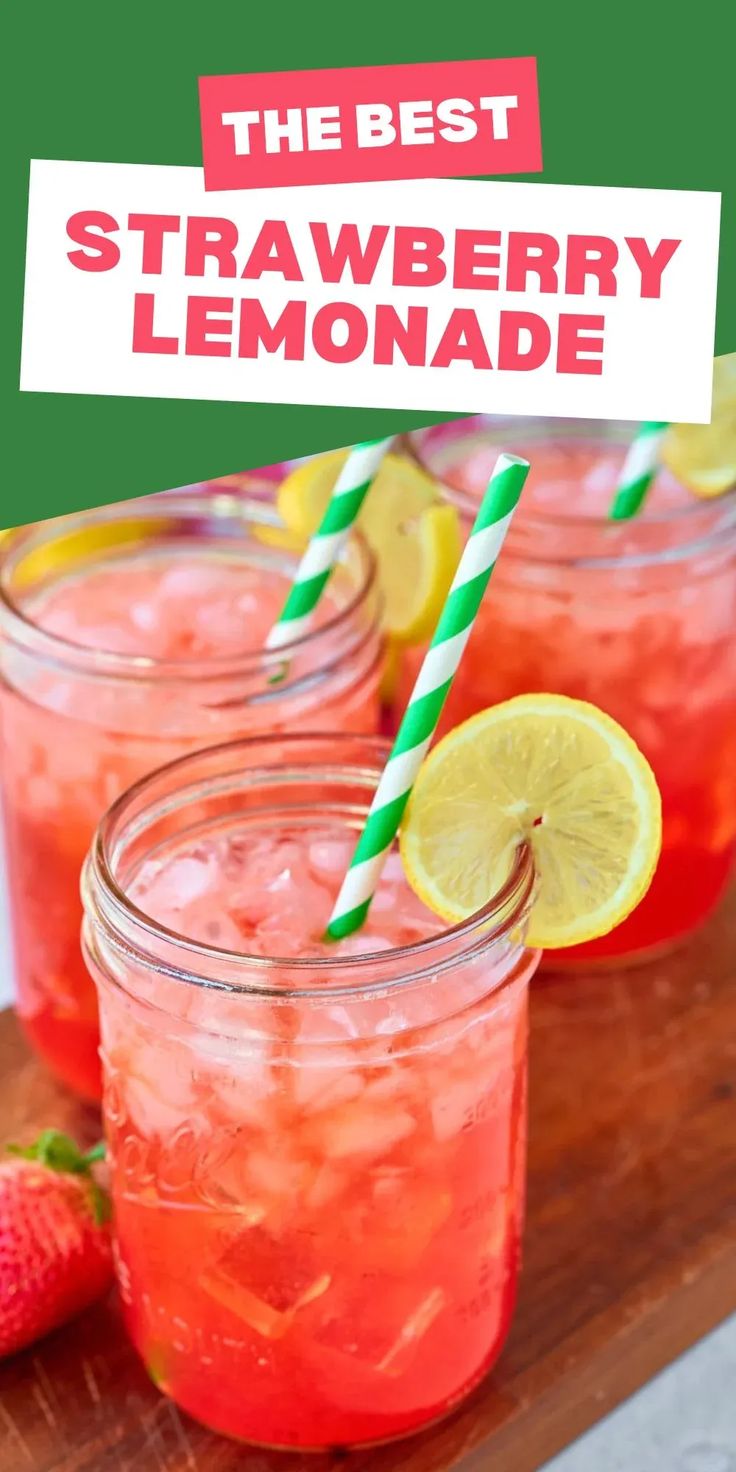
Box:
[400,694,662,950]
[662,353,736,497]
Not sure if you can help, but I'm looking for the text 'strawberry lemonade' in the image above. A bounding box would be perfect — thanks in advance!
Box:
[0,496,382,1099]
[402,420,736,963]
[81,735,538,1450]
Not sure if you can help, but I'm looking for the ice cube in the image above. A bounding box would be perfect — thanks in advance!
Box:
[26,774,62,814]
[236,592,259,615]
[123,1063,200,1139]
[247,1149,313,1202]
[362,1068,409,1104]
[200,1270,292,1341]
[130,601,157,632]
[201,1222,332,1339]
[134,850,217,917]
[308,837,355,876]
[296,1005,361,1043]
[377,1287,447,1376]
[304,1164,349,1210]
[292,1057,363,1113]
[583,458,618,495]
[199,1043,277,1128]
[200,915,246,950]
[160,563,221,599]
[315,1101,416,1161]
[334,934,393,958]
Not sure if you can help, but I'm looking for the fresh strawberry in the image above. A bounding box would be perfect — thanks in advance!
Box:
[0,1129,113,1358]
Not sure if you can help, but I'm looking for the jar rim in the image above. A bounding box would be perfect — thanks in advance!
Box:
[83,732,537,1000]
[0,493,380,684]
[404,419,736,571]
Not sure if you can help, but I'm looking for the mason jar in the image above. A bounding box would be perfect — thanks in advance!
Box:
[81,732,539,1449]
[0,494,382,1097]
[401,418,736,965]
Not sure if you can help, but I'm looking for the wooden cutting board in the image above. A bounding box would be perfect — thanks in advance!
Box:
[1,895,735,1472]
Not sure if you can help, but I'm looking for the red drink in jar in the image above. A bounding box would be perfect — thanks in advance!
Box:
[401,420,736,963]
[81,734,538,1449]
[0,495,382,1098]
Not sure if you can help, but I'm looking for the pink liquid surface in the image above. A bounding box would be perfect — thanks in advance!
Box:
[33,554,323,657]
[92,820,532,1449]
[0,551,381,1098]
[401,435,736,962]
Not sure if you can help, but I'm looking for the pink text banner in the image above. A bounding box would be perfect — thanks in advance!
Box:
[198,57,542,191]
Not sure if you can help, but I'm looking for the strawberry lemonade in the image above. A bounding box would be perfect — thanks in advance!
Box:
[402,420,736,962]
[81,734,538,1449]
[0,496,382,1099]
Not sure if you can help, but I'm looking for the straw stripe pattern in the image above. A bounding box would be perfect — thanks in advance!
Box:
[609,422,669,522]
[266,437,394,651]
[326,452,530,940]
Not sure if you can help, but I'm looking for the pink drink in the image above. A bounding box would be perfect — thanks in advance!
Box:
[0,496,382,1098]
[82,734,538,1449]
[401,420,736,963]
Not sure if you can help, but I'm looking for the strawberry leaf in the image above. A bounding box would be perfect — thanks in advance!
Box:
[8,1130,106,1176]
[8,1131,113,1228]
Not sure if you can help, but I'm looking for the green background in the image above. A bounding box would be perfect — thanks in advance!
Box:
[3,0,733,526]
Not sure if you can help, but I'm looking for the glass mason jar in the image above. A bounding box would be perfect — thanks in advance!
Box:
[0,494,383,1099]
[401,418,736,966]
[81,733,539,1451]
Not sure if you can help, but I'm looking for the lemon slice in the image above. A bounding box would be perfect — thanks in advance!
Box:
[662,353,736,497]
[277,451,462,643]
[251,521,307,555]
[0,517,171,588]
[400,694,662,949]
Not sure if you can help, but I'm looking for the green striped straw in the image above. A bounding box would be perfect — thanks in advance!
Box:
[326,452,531,941]
[609,422,669,521]
[266,437,394,652]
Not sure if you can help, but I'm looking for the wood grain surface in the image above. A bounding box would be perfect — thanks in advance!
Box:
[1,893,735,1472]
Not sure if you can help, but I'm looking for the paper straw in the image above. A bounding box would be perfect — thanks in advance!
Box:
[608,422,669,521]
[266,437,394,652]
[326,452,531,941]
